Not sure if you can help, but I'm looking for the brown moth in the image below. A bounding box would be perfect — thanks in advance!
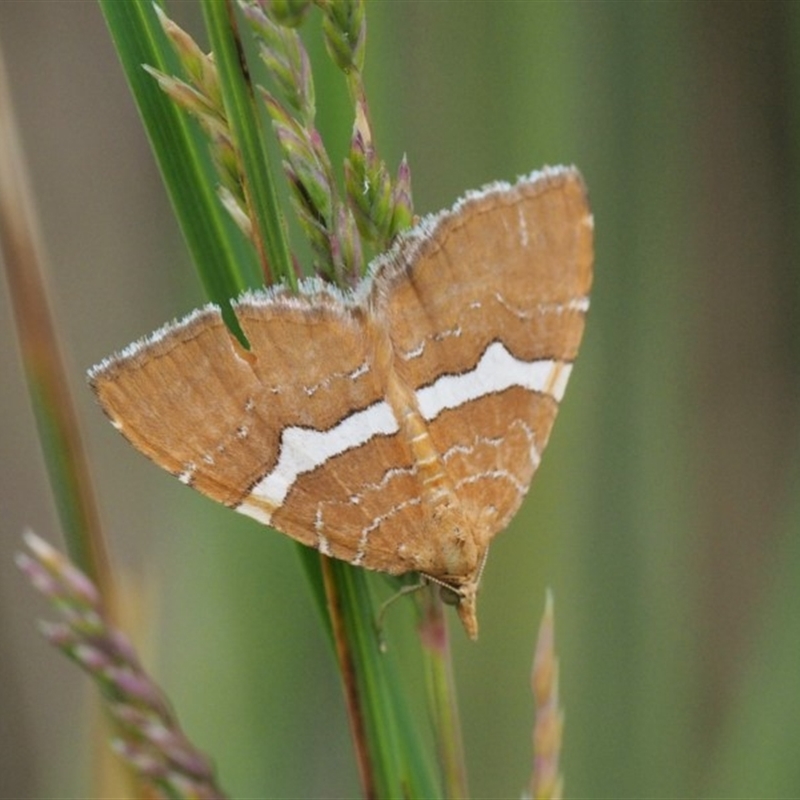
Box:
[89,166,593,639]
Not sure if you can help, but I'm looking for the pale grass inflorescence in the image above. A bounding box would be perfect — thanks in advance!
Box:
[526,590,565,800]
[17,531,227,800]
[151,0,413,287]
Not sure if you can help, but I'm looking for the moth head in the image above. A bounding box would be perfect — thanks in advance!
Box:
[424,544,489,641]
[453,580,479,641]
[419,576,479,640]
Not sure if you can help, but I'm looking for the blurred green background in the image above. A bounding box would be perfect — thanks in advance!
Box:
[2,2,800,798]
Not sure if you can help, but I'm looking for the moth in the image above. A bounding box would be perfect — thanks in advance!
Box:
[89,166,593,639]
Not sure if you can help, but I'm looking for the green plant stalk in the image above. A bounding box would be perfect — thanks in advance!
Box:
[320,557,377,798]
[99,0,261,342]
[0,45,112,604]
[328,560,440,799]
[201,0,295,288]
[419,591,469,799]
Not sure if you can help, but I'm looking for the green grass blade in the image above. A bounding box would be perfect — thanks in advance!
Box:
[329,562,440,799]
[201,0,295,288]
[0,52,111,594]
[99,0,261,340]
[418,596,469,799]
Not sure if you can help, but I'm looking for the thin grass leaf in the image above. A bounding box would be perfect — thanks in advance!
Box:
[326,560,441,799]
[99,0,262,342]
[201,0,295,288]
[418,592,469,799]
[0,45,112,597]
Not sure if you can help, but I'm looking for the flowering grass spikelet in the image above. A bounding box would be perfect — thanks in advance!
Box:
[17,531,227,799]
[527,590,565,800]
